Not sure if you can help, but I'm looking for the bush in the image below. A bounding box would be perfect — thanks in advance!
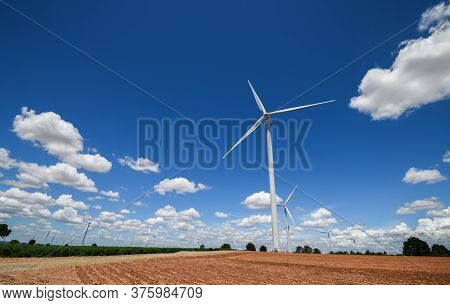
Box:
[91,243,97,247]
[431,244,449,257]
[403,237,430,256]
[9,239,19,244]
[259,245,267,252]
[246,243,256,251]
[301,245,313,254]
[295,246,303,253]
[28,239,36,245]
[313,248,321,254]
[220,243,232,250]
[199,244,205,250]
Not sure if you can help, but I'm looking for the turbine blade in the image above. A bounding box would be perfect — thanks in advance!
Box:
[284,185,298,206]
[286,206,296,226]
[281,226,287,232]
[328,224,333,233]
[267,100,335,116]
[248,80,267,114]
[222,116,264,158]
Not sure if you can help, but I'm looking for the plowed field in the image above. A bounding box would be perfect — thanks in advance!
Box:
[1,251,449,285]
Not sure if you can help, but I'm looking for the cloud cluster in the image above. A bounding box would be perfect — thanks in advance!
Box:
[118,156,160,173]
[301,208,337,228]
[350,2,450,119]
[242,191,282,209]
[443,151,450,163]
[402,167,446,184]
[153,177,207,195]
[396,197,444,215]
[0,187,89,222]
[230,214,271,227]
[0,148,17,169]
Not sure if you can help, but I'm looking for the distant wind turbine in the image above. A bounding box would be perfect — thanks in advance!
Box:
[223,81,335,251]
[318,224,333,252]
[278,185,298,253]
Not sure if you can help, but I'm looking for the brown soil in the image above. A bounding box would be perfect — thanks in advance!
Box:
[1,251,449,285]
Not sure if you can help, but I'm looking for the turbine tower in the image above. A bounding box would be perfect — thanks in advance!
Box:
[223,80,334,251]
[278,185,298,253]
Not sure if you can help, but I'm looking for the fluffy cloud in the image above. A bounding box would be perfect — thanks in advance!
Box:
[0,187,53,219]
[396,197,444,214]
[153,177,207,195]
[415,216,450,240]
[153,205,202,230]
[97,211,126,223]
[419,1,450,31]
[119,209,130,214]
[55,194,89,211]
[402,167,446,184]
[426,206,450,217]
[145,217,164,225]
[350,3,450,119]
[231,214,271,227]
[443,151,450,163]
[118,156,160,173]
[0,187,90,223]
[13,107,111,172]
[4,162,98,192]
[0,148,17,169]
[52,207,84,224]
[242,191,282,209]
[301,208,337,228]
[214,211,229,218]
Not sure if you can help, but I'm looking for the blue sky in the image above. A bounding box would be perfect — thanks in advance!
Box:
[0,0,449,251]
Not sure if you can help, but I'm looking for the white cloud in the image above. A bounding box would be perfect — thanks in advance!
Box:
[242,191,282,209]
[214,211,229,218]
[350,4,450,120]
[0,187,53,219]
[55,194,89,211]
[402,167,446,184]
[396,197,444,214]
[419,1,450,31]
[52,207,84,224]
[92,205,102,210]
[301,208,337,228]
[153,177,208,195]
[4,162,98,192]
[415,215,450,240]
[426,206,450,217]
[145,217,164,225]
[120,209,130,214]
[100,190,119,199]
[443,151,450,163]
[13,107,111,172]
[118,156,160,173]
[0,148,17,169]
[97,211,125,223]
[231,214,271,227]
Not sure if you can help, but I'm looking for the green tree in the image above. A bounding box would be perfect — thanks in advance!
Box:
[200,244,205,250]
[313,248,321,254]
[220,243,232,250]
[403,237,430,256]
[28,239,36,245]
[92,243,97,247]
[259,245,267,252]
[301,245,313,254]
[295,246,303,253]
[431,244,449,257]
[246,243,256,251]
[9,239,19,244]
[0,224,12,240]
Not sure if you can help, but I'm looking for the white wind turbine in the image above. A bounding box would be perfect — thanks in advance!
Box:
[278,185,298,253]
[223,81,335,251]
[318,224,333,252]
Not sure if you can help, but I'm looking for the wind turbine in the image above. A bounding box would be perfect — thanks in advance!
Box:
[318,224,333,252]
[43,230,50,244]
[277,185,298,253]
[350,238,357,252]
[81,220,91,246]
[223,81,335,251]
